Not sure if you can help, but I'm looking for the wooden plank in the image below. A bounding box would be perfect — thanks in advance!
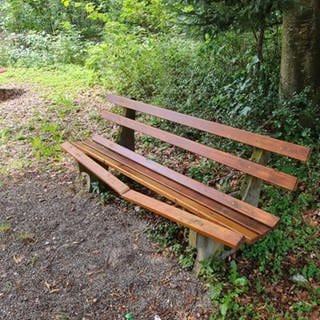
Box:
[75,141,268,242]
[122,189,244,249]
[101,111,298,191]
[84,140,270,235]
[61,142,130,195]
[107,94,311,162]
[92,135,280,229]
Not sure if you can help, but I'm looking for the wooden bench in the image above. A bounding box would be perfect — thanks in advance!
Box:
[62,94,311,271]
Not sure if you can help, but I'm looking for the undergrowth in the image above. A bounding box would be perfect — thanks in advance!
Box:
[0,15,319,319]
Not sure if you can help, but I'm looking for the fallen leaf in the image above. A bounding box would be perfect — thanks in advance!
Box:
[13,254,24,264]
[44,281,60,294]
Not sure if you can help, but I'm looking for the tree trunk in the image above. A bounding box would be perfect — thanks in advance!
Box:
[280,0,320,104]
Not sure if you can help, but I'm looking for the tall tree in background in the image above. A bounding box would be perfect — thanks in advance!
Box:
[280,0,320,105]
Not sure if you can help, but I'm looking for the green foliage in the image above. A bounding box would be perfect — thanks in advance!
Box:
[31,122,64,159]
[178,245,196,269]
[242,166,319,279]
[120,0,174,33]
[208,260,252,320]
[0,30,87,67]
[1,0,105,37]
[147,220,185,249]
[91,181,115,204]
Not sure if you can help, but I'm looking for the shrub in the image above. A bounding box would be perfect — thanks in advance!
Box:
[0,29,88,67]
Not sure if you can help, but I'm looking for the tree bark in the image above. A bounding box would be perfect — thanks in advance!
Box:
[280,0,320,104]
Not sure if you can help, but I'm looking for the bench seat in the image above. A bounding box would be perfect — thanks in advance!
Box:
[67,135,280,245]
[62,142,244,249]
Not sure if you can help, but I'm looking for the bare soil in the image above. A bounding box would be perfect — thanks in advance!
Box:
[0,172,211,320]
[0,85,211,319]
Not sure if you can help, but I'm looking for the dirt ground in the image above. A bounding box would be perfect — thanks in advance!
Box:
[0,86,211,320]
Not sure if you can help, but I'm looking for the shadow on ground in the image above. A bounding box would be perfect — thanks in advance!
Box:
[0,88,25,102]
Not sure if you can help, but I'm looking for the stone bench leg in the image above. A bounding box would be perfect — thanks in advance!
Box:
[189,230,224,275]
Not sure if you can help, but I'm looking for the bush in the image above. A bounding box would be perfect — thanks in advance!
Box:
[0,29,88,67]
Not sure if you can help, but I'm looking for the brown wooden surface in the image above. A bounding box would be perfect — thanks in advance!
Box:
[75,141,275,243]
[76,143,261,243]
[86,140,273,232]
[123,190,244,249]
[106,94,311,162]
[80,141,267,236]
[92,134,280,229]
[62,142,244,249]
[101,111,298,191]
[61,142,130,195]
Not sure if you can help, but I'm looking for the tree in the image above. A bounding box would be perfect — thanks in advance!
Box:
[175,1,282,63]
[280,0,320,105]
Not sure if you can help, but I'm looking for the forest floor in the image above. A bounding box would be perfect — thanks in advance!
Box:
[0,82,212,320]
[1,71,319,320]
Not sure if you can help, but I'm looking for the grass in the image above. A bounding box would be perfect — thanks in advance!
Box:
[0,65,109,176]
[15,233,36,244]
[0,222,11,234]
[0,65,96,101]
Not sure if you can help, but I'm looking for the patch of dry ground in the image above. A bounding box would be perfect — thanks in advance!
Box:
[0,172,211,320]
[0,85,211,319]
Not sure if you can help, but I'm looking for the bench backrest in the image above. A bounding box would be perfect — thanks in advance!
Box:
[104,94,311,191]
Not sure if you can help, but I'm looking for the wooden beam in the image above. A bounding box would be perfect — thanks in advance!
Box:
[61,142,130,195]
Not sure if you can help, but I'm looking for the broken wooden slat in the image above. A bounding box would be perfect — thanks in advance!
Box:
[62,142,244,249]
[122,189,244,249]
[101,111,298,191]
[106,94,311,162]
[83,140,270,235]
[61,142,130,195]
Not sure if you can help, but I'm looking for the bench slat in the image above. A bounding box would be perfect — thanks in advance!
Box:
[107,94,311,162]
[61,142,130,195]
[75,142,261,242]
[123,190,244,249]
[92,135,280,229]
[101,112,297,191]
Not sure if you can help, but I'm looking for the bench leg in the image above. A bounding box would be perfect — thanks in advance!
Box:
[78,163,109,193]
[241,149,270,206]
[189,230,224,275]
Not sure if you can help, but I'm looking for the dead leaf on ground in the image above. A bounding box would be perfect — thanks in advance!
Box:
[13,254,24,264]
[44,281,61,294]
